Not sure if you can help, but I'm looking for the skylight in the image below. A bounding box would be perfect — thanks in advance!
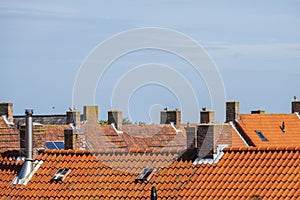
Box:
[46,141,90,150]
[255,130,268,142]
[136,167,154,181]
[51,168,70,182]
[46,141,64,150]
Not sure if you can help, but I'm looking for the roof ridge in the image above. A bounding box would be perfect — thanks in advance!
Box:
[223,146,300,152]
[42,148,185,155]
[14,114,67,117]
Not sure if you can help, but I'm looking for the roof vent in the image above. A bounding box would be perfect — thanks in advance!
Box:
[150,186,157,200]
[13,109,35,185]
[251,110,265,114]
[51,168,70,182]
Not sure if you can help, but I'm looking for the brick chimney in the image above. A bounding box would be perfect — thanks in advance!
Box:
[108,110,122,129]
[83,106,98,123]
[66,109,81,128]
[292,100,300,113]
[0,102,13,123]
[195,123,232,159]
[160,109,181,125]
[186,124,197,149]
[64,129,86,150]
[200,108,214,124]
[226,101,240,122]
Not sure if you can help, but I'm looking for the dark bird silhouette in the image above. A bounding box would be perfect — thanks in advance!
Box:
[280,121,286,134]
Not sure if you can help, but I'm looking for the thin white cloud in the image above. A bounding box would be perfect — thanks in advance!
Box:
[0,1,77,18]
[203,41,300,60]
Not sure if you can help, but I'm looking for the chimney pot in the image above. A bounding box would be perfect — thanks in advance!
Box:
[200,110,214,124]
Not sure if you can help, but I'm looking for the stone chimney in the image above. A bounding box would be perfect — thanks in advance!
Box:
[292,100,300,113]
[66,109,81,128]
[20,123,46,156]
[0,102,13,123]
[160,109,181,125]
[64,129,86,150]
[200,108,214,124]
[83,106,98,123]
[226,101,240,122]
[108,110,122,129]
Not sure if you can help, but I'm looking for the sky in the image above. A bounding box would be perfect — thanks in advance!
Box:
[1,1,300,123]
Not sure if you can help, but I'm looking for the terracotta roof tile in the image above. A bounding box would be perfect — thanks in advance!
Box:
[236,114,300,146]
[0,146,299,199]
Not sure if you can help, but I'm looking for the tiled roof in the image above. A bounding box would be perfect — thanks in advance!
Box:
[0,149,196,199]
[14,114,67,125]
[84,124,186,152]
[180,146,300,199]
[236,114,300,146]
[231,125,248,147]
[45,125,71,141]
[0,147,299,199]
[0,117,20,150]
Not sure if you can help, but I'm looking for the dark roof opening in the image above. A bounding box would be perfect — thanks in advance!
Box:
[255,130,268,142]
[51,168,70,182]
[136,167,154,181]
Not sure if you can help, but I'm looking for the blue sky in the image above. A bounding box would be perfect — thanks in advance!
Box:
[1,1,300,123]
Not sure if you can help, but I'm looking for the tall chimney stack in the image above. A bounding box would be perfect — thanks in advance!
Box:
[18,109,34,180]
[226,101,240,122]
[84,105,99,123]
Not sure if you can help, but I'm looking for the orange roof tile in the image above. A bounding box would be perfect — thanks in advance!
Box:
[0,146,299,199]
[231,126,248,147]
[236,114,300,146]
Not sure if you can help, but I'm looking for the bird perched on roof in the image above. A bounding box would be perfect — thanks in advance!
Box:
[294,96,297,101]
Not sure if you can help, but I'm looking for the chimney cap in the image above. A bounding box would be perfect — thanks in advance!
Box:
[25,109,33,115]
[251,110,265,114]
